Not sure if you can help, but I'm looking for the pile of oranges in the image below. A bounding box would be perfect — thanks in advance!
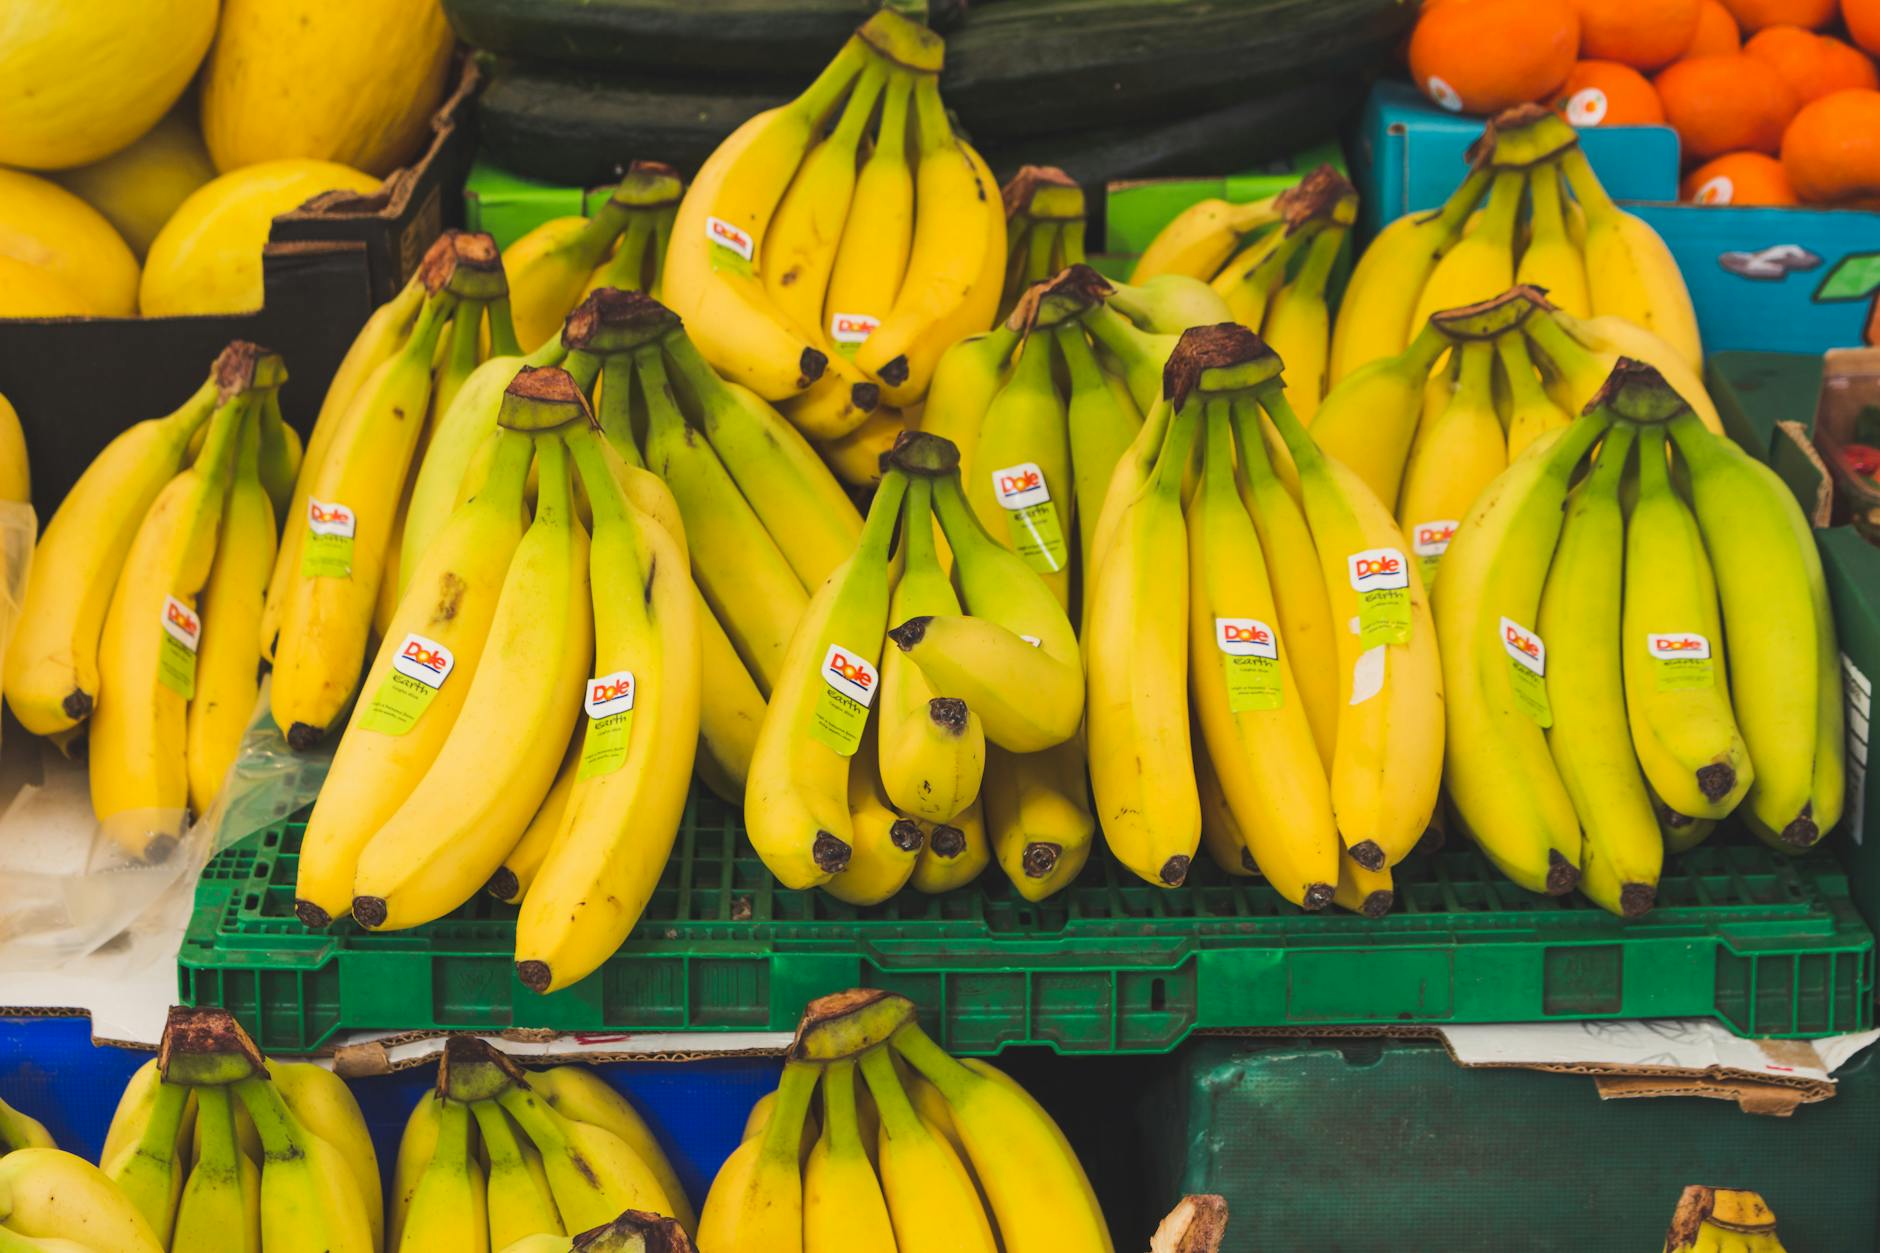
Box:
[1408,0,1880,208]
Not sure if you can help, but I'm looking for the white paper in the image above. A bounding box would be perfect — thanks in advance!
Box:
[1438,1019,1880,1084]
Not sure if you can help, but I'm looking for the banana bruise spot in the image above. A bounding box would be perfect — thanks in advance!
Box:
[890,819,925,852]
[1619,883,1655,918]
[1301,882,1335,911]
[516,960,551,993]
[812,831,852,872]
[294,900,332,930]
[1159,854,1190,886]
[1360,890,1393,919]
[432,572,466,623]
[928,696,967,734]
[1346,839,1385,871]
[1544,849,1578,895]
[928,825,966,859]
[1696,762,1735,802]
[643,556,657,609]
[1021,841,1060,878]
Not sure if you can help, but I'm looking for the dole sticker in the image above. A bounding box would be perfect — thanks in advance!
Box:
[579,670,638,779]
[1411,521,1458,558]
[829,312,879,346]
[812,644,877,756]
[706,215,755,262]
[157,596,200,699]
[1500,618,1546,676]
[302,498,357,578]
[306,499,356,538]
[1648,632,1712,660]
[357,634,457,737]
[1216,617,1279,659]
[1348,547,1412,647]
[1648,631,1716,692]
[992,463,1052,509]
[1216,617,1281,712]
[991,463,1068,573]
[1499,617,1552,726]
[1349,548,1409,590]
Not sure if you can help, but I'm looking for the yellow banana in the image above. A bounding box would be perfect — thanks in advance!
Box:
[527,1066,696,1237]
[234,1077,375,1253]
[815,404,909,488]
[918,327,1021,496]
[983,740,1095,900]
[388,1093,440,1252]
[395,1098,486,1253]
[804,1060,896,1253]
[292,425,534,928]
[694,598,767,803]
[171,1086,262,1253]
[1558,146,1702,370]
[268,1062,383,1253]
[468,1102,562,1252]
[1397,339,1506,589]
[824,70,916,347]
[0,1148,163,1253]
[1528,308,1723,434]
[858,1047,998,1253]
[909,795,989,894]
[1194,730,1256,877]
[1497,332,1572,461]
[490,730,579,906]
[1306,321,1450,547]
[1331,844,1394,917]
[495,1081,678,1234]
[698,1061,818,1253]
[1409,170,1523,337]
[1515,161,1589,318]
[504,198,636,353]
[100,1075,189,1245]
[965,329,1073,607]
[1056,322,1141,598]
[826,730,925,904]
[744,473,908,887]
[1130,194,1284,284]
[1260,222,1347,425]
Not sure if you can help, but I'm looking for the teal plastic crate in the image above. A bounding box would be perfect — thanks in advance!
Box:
[178,790,1874,1054]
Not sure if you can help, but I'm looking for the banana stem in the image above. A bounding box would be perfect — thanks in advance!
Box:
[898,476,940,571]
[1493,332,1550,410]
[760,1063,819,1163]
[858,468,910,563]
[1429,165,1494,241]
[1055,322,1104,391]
[565,351,604,396]
[232,1078,303,1160]
[596,354,638,452]
[1150,398,1201,495]
[910,75,953,161]
[443,299,483,380]
[1454,340,1494,406]
[565,423,630,529]
[833,59,891,150]
[1254,385,1321,475]
[857,1046,924,1140]
[593,213,655,294]
[1521,313,1598,382]
[1024,221,1062,286]
[1399,319,1452,379]
[794,38,871,129]
[1059,219,1088,270]
[532,433,574,526]
[887,1023,974,1103]
[1588,422,1636,491]
[1556,148,1617,219]
[1289,224,1346,303]
[821,1061,864,1156]
[486,296,522,358]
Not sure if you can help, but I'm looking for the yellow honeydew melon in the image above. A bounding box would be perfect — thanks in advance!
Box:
[0,169,139,316]
[54,111,218,260]
[0,257,97,319]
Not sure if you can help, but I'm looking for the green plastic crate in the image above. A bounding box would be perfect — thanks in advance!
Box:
[178,790,1874,1054]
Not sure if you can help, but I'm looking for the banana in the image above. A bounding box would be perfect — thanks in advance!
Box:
[1538,424,1662,916]
[1084,375,1200,887]
[491,730,580,905]
[803,1060,896,1253]
[982,741,1096,900]
[171,1086,262,1253]
[918,327,1021,492]
[824,70,916,347]
[909,795,989,894]
[854,74,1003,407]
[268,1062,383,1252]
[388,1093,440,1252]
[261,277,426,663]
[1211,223,1306,332]
[744,472,908,887]
[694,600,767,803]
[1194,731,1256,878]
[1130,193,1284,284]
[257,391,300,523]
[1256,388,1445,870]
[90,374,251,860]
[1307,321,1451,535]
[187,393,277,817]
[351,404,592,932]
[659,327,863,588]
[1057,322,1142,594]
[504,201,634,353]
[1409,170,1523,336]
[292,424,534,928]
[1397,339,1506,589]
[1558,146,1702,370]
[891,1027,1111,1253]
[395,1098,487,1253]
[1623,421,1752,820]
[1496,331,1572,461]
[878,478,985,821]
[1189,399,1338,908]
[1231,399,1339,766]
[1432,411,1605,895]
[633,345,808,694]
[1331,845,1394,917]
[497,1082,678,1233]
[1260,222,1347,424]
[1106,274,1235,335]
[0,1148,163,1253]
[514,422,702,995]
[698,1061,817,1253]
[1515,161,1589,319]
[1082,302,1179,415]
[827,723,926,906]
[579,162,687,304]
[0,1096,53,1154]
[815,404,908,488]
[527,1067,696,1237]
[1526,309,1723,434]
[737,1090,820,1161]
[964,328,1073,608]
[270,284,457,747]
[235,1077,375,1253]
[1328,166,1489,385]
[857,1047,998,1253]
[5,377,214,736]
[100,1075,189,1244]
[662,37,872,399]
[1669,411,1839,848]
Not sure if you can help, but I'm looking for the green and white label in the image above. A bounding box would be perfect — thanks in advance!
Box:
[1348,548,1412,648]
[706,216,756,276]
[828,312,879,359]
[1215,617,1282,712]
[578,670,637,780]
[991,462,1069,574]
[301,498,357,578]
[158,596,200,699]
[810,643,878,756]
[1411,520,1458,588]
[1499,616,1552,727]
[356,634,455,736]
[1648,631,1715,692]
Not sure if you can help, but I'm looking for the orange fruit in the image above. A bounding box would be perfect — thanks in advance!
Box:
[1681,151,1800,201]
[1720,0,1837,28]
[1842,0,1880,55]
[1570,0,1701,68]
[1655,54,1801,156]
[1408,0,1581,113]
[1781,87,1880,202]
[1557,60,1669,125]
[1687,0,1743,53]
[1744,26,1880,101]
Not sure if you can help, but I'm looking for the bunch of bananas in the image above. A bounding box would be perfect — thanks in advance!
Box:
[390,1037,692,1252]
[264,231,519,752]
[1330,104,1701,387]
[501,162,686,354]
[1436,360,1845,916]
[96,1006,380,1253]
[1129,166,1358,423]
[1312,286,1728,593]
[662,6,1004,466]
[1083,325,1442,902]
[701,989,1111,1253]
[295,356,702,995]
[4,342,299,858]
[1664,1188,1788,1253]
[744,428,1089,903]
[0,1145,165,1252]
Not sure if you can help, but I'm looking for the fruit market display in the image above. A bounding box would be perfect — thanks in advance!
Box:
[1437,359,1844,913]
[1406,0,1880,207]
[1328,106,1702,383]
[0,0,455,319]
[700,989,1111,1253]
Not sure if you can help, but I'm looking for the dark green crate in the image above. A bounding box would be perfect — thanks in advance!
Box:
[179,790,1875,1054]
[1135,1035,1880,1252]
